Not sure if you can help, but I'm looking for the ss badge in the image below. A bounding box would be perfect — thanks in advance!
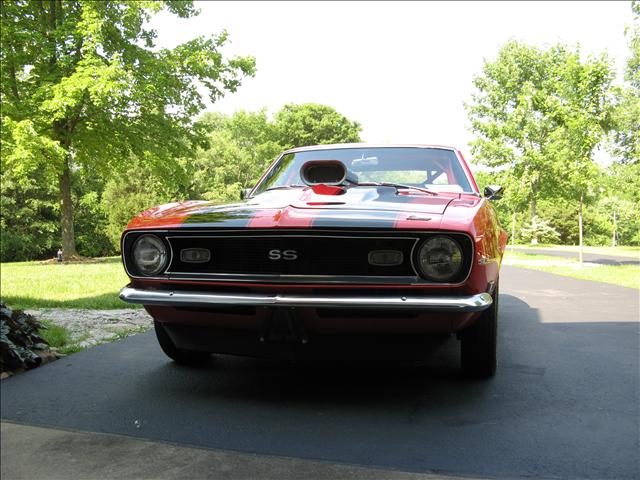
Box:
[268,249,298,260]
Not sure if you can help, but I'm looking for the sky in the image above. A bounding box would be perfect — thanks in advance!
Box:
[150,1,634,163]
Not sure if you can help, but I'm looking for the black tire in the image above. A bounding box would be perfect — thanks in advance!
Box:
[154,321,211,366]
[460,284,498,379]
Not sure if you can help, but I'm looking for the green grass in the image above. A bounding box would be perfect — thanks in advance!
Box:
[38,322,70,348]
[38,321,87,355]
[1,257,136,309]
[504,251,640,289]
[509,244,640,258]
[3,248,637,312]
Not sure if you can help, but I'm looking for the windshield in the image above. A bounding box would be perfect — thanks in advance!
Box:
[253,147,473,195]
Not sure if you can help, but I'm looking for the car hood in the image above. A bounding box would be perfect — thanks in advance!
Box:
[127,185,476,230]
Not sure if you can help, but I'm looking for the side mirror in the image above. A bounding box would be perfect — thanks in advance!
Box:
[484,185,503,200]
[240,188,252,200]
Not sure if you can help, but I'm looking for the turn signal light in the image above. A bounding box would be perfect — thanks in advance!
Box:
[180,248,211,263]
[368,250,403,266]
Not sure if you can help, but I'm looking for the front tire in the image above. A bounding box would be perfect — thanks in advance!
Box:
[154,321,211,366]
[460,284,498,378]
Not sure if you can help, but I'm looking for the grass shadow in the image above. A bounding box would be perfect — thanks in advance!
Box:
[3,292,139,310]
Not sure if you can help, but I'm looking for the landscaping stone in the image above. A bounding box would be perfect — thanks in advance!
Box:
[25,308,153,348]
[0,302,52,375]
[1,303,153,378]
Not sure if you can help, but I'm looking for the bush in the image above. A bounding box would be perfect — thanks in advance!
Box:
[519,216,561,244]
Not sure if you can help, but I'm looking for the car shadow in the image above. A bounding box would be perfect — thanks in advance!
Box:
[136,293,535,407]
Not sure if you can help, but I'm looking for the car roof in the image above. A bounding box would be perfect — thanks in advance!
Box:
[282,143,458,154]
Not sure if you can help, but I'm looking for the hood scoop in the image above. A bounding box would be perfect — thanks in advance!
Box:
[300,160,357,187]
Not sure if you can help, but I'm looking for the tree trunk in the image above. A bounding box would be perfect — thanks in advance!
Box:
[578,191,584,265]
[58,161,78,259]
[612,210,616,248]
[530,194,538,245]
[511,211,517,246]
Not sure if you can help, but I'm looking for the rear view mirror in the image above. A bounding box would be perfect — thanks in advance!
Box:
[484,185,503,200]
[240,188,252,200]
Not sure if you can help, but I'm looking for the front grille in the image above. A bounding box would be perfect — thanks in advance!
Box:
[166,235,416,277]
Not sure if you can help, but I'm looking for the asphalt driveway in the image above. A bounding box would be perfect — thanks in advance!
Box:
[507,246,640,265]
[1,266,639,480]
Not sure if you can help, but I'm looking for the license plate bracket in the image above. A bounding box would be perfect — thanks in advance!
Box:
[259,307,309,344]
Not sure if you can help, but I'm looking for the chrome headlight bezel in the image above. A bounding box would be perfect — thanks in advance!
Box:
[416,235,464,282]
[131,234,168,276]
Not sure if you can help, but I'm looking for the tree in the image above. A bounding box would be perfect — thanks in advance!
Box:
[472,168,531,245]
[466,41,614,247]
[0,156,59,261]
[189,110,282,202]
[612,0,640,163]
[0,1,255,259]
[601,161,640,245]
[273,103,362,149]
[101,158,187,248]
[189,104,363,203]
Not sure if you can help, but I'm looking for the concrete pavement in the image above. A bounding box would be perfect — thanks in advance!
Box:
[2,422,470,480]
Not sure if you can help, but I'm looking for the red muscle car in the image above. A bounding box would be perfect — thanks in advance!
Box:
[120,144,507,378]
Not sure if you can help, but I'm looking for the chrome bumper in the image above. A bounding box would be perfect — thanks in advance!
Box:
[119,287,492,312]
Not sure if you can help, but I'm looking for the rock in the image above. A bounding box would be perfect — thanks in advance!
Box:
[36,350,58,365]
[1,301,55,374]
[25,308,153,349]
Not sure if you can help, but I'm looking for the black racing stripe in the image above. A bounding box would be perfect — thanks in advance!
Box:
[309,209,399,229]
[180,208,255,229]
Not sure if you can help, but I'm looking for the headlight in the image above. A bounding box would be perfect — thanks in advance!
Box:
[417,236,463,281]
[132,235,168,276]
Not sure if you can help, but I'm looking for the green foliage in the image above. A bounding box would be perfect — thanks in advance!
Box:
[1,98,363,259]
[611,1,640,163]
[467,41,614,215]
[466,40,615,248]
[624,0,640,91]
[101,159,188,248]
[519,216,561,244]
[0,159,59,261]
[73,169,112,257]
[537,198,579,244]
[0,0,256,257]
[600,161,640,245]
[189,110,281,202]
[474,163,640,246]
[189,104,362,203]
[273,103,362,149]
[471,169,517,235]
[0,151,117,261]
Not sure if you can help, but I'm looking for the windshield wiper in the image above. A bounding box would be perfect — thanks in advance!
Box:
[353,182,438,196]
[263,184,305,192]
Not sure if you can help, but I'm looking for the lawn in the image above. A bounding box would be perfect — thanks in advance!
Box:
[2,250,637,312]
[1,257,136,309]
[503,251,640,290]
